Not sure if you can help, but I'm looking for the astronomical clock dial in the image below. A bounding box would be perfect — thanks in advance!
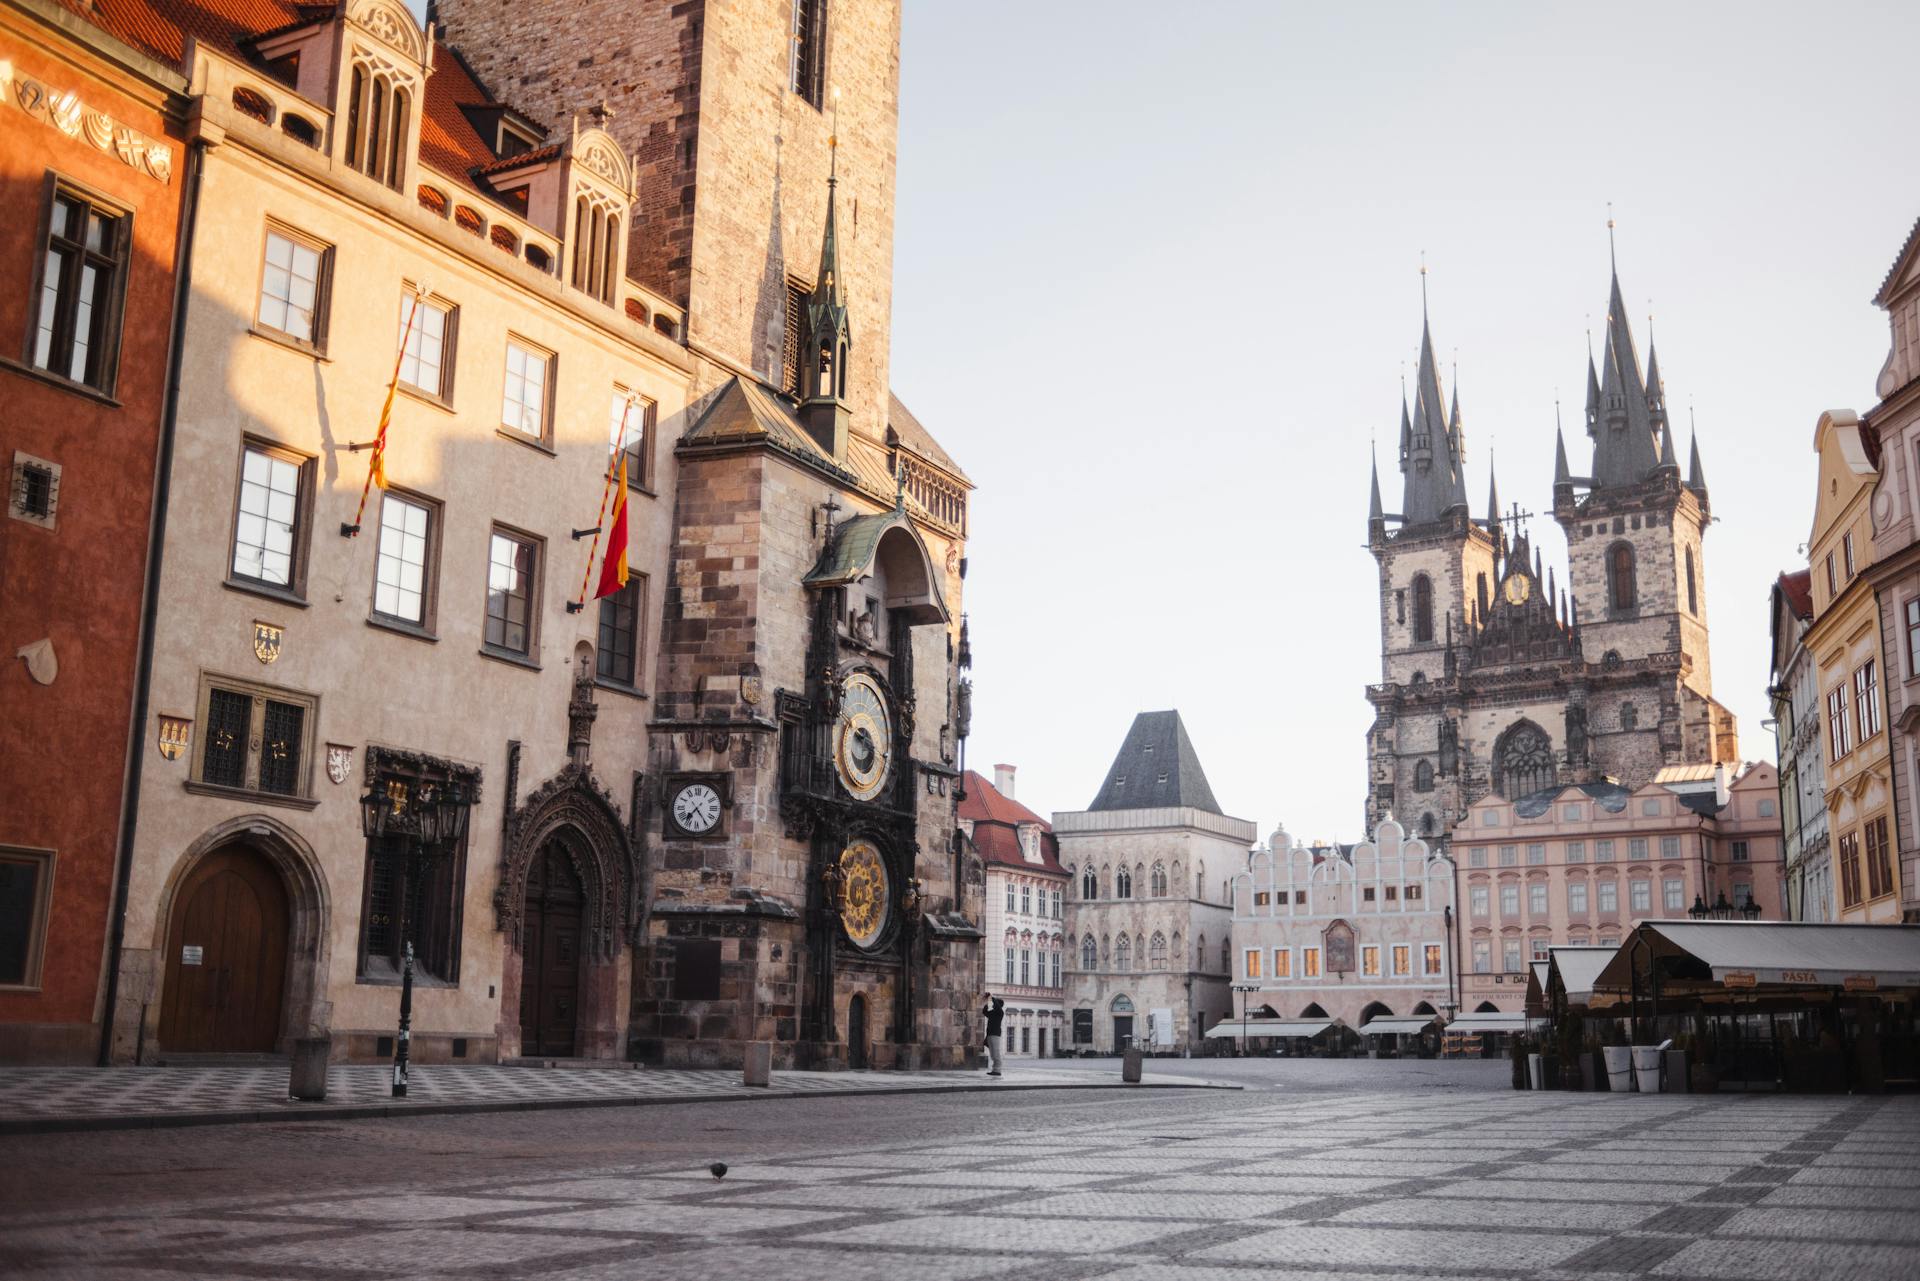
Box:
[834,672,892,802]
[838,839,890,949]
[670,782,723,835]
[1502,573,1531,606]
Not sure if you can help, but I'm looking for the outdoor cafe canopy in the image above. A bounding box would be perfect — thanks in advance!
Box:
[1357,1016,1437,1036]
[1204,1019,1335,1041]
[1590,920,1920,1007]
[1545,945,1621,1010]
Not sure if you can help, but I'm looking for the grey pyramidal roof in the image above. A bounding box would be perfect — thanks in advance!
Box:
[1087,711,1223,814]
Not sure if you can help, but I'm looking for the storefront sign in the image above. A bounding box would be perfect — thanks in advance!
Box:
[1842,974,1879,992]
[1722,970,1758,989]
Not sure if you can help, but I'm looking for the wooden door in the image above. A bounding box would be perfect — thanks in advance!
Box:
[847,994,868,1068]
[1113,1015,1134,1049]
[159,846,289,1053]
[519,845,583,1057]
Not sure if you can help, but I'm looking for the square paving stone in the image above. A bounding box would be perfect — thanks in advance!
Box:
[790,1213,1189,1253]
[1757,1185,1920,1211]
[1328,1198,1660,1232]
[1194,1224,1603,1271]
[1787,1166,1920,1188]
[1717,1206,1920,1244]
[1001,1191,1313,1221]
[1652,1238,1920,1281]
[870,1170,1112,1189]
[256,1193,575,1223]
[698,1183,999,1211]
[1416,1179,1705,1205]
[523,1202,852,1235]
[208,1225,632,1271]
[539,1243,1035,1281]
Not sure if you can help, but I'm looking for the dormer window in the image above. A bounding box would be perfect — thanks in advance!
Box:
[571,194,620,305]
[498,121,540,159]
[345,61,411,190]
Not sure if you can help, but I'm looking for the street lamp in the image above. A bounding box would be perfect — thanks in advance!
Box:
[1231,980,1260,1059]
[359,773,471,1097]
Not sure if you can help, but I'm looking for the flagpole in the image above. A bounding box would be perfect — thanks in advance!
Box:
[343,282,427,538]
[568,395,637,613]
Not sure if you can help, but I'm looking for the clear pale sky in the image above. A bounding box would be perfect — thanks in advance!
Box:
[888,0,1920,843]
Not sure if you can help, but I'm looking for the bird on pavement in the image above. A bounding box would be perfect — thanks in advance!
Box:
[709,1162,728,1181]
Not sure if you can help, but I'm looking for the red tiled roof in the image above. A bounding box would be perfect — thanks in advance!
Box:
[83,0,310,66]
[474,143,563,176]
[1777,569,1812,621]
[419,43,504,196]
[960,771,1066,875]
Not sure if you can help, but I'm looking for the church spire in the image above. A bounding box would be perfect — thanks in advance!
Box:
[798,91,852,458]
[1368,449,1385,530]
[1398,286,1467,527]
[1485,456,1502,565]
[1589,251,1661,489]
[1688,424,1708,493]
[1448,382,1469,510]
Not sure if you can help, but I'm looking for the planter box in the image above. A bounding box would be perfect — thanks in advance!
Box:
[1631,1045,1663,1094]
[1603,1045,1634,1092]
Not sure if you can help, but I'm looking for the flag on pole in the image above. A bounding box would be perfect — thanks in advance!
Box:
[593,450,630,599]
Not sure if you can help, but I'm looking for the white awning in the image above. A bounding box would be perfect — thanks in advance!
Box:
[1591,921,1920,993]
[1446,1012,1528,1034]
[1548,945,1619,1004]
[1358,1016,1436,1035]
[1204,1019,1333,1040]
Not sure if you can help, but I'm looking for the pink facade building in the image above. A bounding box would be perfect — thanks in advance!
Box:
[1452,764,1786,1014]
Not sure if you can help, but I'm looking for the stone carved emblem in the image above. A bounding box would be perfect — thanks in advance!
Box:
[578,143,622,183]
[3,67,173,184]
[252,621,283,664]
[157,714,192,761]
[326,744,355,785]
[741,673,763,707]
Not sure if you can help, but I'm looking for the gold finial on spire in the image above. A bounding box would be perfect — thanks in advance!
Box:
[828,85,841,182]
[1419,249,1429,318]
[1606,201,1617,268]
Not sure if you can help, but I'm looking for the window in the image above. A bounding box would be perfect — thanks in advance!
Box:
[1685,548,1697,614]
[1758,798,1774,818]
[8,453,60,528]
[501,339,552,439]
[1272,948,1291,978]
[1529,883,1548,915]
[1477,572,1489,615]
[1499,884,1519,916]
[789,0,827,107]
[1020,949,1030,985]
[1828,686,1852,759]
[1527,844,1546,865]
[1302,947,1321,978]
[29,184,129,391]
[1597,543,1633,614]
[1422,943,1442,976]
[256,226,330,348]
[1405,883,1422,901]
[1629,879,1652,913]
[1080,936,1096,968]
[1469,848,1487,868]
[1020,885,1031,915]
[1563,804,1584,822]
[1472,939,1491,973]
[1412,573,1434,642]
[1362,887,1375,903]
[1866,816,1893,900]
[1150,862,1168,896]
[1050,952,1060,987]
[1597,880,1619,914]
[1595,840,1615,863]
[1907,599,1920,677]
[1733,883,1752,910]
[1254,890,1272,907]
[1498,845,1517,867]
[1856,660,1882,740]
[1392,945,1410,976]
[1839,831,1862,908]
[1629,838,1648,860]
[1470,884,1490,918]
[1496,722,1556,799]
[1222,938,1231,971]
[1414,760,1434,792]
[0,847,55,988]
[1385,885,1398,901]
[1663,877,1684,913]
[1844,531,1857,579]
[1824,552,1837,597]
[397,293,454,401]
[1395,589,1406,624]
[1732,840,1749,863]
[192,677,316,799]
[1660,836,1680,859]
[344,61,411,189]
[371,492,436,628]
[1004,883,1015,913]
[596,575,645,687]
[1021,1026,1030,1054]
[1531,938,1552,961]
[229,441,310,593]
[1361,945,1380,977]
[571,195,621,305]
[1148,933,1167,968]
[610,390,656,490]
[485,529,539,657]
[1620,703,1638,731]
[1503,940,1522,973]
[1293,889,1306,904]
[1003,946,1014,983]
[1568,881,1589,915]
[1051,889,1061,918]
[1115,936,1131,971]
[1566,842,1585,863]
[1116,867,1133,898]
[357,814,467,985]
[1081,868,1096,899]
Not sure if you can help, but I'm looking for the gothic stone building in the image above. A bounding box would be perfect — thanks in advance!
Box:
[1365,265,1739,844]
[435,0,979,1069]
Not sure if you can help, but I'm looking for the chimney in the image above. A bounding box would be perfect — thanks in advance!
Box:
[1713,762,1731,808]
[994,763,1016,799]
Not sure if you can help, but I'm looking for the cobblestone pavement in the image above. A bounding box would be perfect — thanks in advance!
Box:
[0,1062,1220,1130]
[2,1067,1916,1280]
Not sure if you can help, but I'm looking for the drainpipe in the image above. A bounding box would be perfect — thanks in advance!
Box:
[98,137,205,1066]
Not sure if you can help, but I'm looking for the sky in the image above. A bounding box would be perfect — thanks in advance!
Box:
[887,0,1920,845]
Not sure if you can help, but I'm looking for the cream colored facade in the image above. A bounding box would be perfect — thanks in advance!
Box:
[1806,411,1901,924]
[108,3,693,1063]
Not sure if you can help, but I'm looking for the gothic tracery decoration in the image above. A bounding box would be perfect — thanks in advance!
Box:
[495,766,638,959]
[1495,721,1557,800]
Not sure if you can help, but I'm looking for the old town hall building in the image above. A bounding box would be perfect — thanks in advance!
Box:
[1366,264,1739,844]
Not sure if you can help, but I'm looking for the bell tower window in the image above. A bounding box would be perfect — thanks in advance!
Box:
[1685,548,1697,615]
[1607,542,1636,614]
[1412,574,1434,643]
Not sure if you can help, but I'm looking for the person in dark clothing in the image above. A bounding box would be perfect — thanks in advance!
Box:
[982,994,1006,1076]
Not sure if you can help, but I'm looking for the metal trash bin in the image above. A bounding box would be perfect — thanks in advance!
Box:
[1121,1046,1143,1083]
[289,1036,331,1101]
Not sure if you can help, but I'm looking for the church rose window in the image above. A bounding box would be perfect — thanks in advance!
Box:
[1496,723,1555,799]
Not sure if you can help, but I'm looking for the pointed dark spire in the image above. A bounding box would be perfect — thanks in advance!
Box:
[1644,338,1665,420]
[1400,296,1466,526]
[1658,418,1679,471]
[1533,542,1543,581]
[1584,348,1601,440]
[1589,254,1661,488]
[1688,426,1707,492]
[1369,450,1385,525]
[1553,415,1573,493]
[797,114,853,457]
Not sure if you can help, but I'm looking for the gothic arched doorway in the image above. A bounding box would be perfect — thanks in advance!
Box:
[519,844,585,1057]
[847,994,869,1068]
[159,844,289,1053]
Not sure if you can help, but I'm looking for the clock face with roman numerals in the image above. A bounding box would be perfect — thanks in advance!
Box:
[834,672,891,802]
[671,782,723,835]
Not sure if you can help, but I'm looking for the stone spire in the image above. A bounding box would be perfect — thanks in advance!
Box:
[1658,417,1679,473]
[1486,458,1503,566]
[1448,384,1470,509]
[1688,427,1708,493]
[1553,417,1573,491]
[1590,266,1661,488]
[798,118,852,458]
[1398,309,1467,526]
[1369,450,1385,522]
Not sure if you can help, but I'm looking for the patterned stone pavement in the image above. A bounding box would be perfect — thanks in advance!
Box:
[2,1079,1916,1280]
[0,1062,1221,1130]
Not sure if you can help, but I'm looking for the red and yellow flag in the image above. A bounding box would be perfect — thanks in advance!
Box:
[593,450,630,599]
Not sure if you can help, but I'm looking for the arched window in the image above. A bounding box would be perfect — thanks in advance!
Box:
[1620,703,1638,730]
[1150,862,1168,897]
[1148,932,1168,968]
[1220,937,1231,971]
[1608,542,1636,613]
[1116,866,1133,899]
[282,114,319,149]
[344,63,410,190]
[1414,760,1435,792]
[1081,935,1096,968]
[1115,935,1131,971]
[1412,573,1434,642]
[1197,861,1206,898]
[1495,720,1557,800]
[1686,548,1698,614]
[1421,812,1436,835]
[572,195,619,305]
[1081,867,1097,899]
